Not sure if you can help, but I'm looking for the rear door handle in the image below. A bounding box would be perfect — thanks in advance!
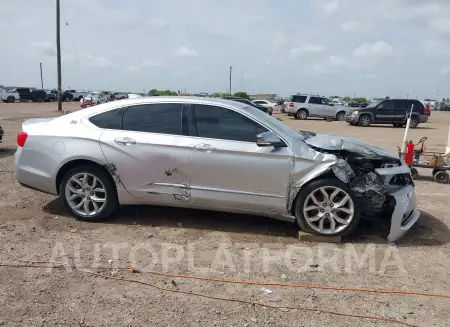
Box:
[194,143,217,152]
[115,137,136,145]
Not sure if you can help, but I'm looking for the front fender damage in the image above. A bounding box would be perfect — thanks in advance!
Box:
[288,134,417,242]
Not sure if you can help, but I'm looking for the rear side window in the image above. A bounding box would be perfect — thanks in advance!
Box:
[409,100,424,113]
[378,100,394,110]
[291,95,307,103]
[395,100,407,109]
[89,108,123,129]
[309,97,321,104]
[122,103,183,135]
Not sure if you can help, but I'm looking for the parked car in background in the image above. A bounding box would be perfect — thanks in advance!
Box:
[9,88,46,102]
[345,99,430,128]
[112,92,128,100]
[253,99,277,112]
[64,89,89,101]
[14,96,419,243]
[284,94,347,120]
[223,96,272,115]
[347,102,368,108]
[45,90,73,102]
[0,88,20,103]
[0,125,3,143]
[80,92,108,106]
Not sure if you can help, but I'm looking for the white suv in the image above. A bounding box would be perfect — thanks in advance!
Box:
[283,95,347,121]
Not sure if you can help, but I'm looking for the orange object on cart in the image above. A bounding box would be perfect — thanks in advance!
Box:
[405,141,414,165]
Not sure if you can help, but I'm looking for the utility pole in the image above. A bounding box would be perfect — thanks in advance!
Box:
[241,68,243,92]
[40,62,44,89]
[56,0,62,111]
[229,66,232,95]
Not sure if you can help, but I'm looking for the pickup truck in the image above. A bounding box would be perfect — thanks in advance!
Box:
[64,89,89,101]
[0,88,20,103]
[9,88,46,102]
[45,90,73,102]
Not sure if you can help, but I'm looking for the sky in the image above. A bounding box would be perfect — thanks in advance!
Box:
[1,0,450,99]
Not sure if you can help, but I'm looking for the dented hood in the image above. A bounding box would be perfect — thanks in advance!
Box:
[303,132,398,159]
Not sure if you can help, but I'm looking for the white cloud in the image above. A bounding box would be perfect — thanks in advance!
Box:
[440,66,450,75]
[353,41,396,60]
[289,44,325,59]
[175,46,198,57]
[320,0,339,16]
[64,52,114,69]
[30,41,56,57]
[430,18,450,35]
[340,21,358,31]
[311,55,348,75]
[377,0,442,20]
[141,59,163,68]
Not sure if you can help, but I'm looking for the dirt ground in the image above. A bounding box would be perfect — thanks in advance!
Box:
[0,102,449,327]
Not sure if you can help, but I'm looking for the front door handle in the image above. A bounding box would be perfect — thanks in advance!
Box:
[194,143,217,152]
[115,137,136,146]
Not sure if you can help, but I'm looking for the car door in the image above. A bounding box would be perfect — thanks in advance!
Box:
[98,102,192,203]
[186,103,293,212]
[308,96,324,117]
[320,98,335,117]
[393,100,408,123]
[373,100,395,123]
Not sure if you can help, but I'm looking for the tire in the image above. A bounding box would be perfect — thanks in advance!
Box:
[358,114,371,127]
[50,98,55,102]
[96,101,100,105]
[294,178,361,237]
[77,96,83,101]
[393,123,403,127]
[336,111,346,121]
[296,109,308,120]
[64,97,71,102]
[410,167,419,180]
[60,165,118,221]
[434,171,449,184]
[409,116,419,128]
[7,96,15,103]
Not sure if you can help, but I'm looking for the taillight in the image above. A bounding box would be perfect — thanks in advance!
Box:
[424,106,430,115]
[17,132,28,147]
[289,102,294,107]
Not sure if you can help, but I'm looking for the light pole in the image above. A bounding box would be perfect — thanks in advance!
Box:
[56,0,62,111]
[229,66,232,95]
[40,62,44,89]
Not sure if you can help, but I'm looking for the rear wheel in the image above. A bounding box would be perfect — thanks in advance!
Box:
[434,171,449,184]
[409,116,419,128]
[358,114,371,127]
[60,165,118,221]
[410,167,419,180]
[6,96,15,103]
[296,109,308,120]
[294,178,361,237]
[336,111,346,121]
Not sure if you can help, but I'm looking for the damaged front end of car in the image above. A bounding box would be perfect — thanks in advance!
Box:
[289,132,420,243]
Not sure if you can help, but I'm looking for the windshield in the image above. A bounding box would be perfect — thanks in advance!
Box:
[85,93,98,98]
[365,100,382,109]
[241,105,305,142]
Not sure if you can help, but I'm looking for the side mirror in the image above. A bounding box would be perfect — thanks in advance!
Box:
[256,131,286,147]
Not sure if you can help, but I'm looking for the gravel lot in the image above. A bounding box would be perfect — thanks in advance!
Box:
[1,102,449,327]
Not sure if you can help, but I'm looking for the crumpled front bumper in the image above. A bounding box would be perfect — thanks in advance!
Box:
[387,185,420,243]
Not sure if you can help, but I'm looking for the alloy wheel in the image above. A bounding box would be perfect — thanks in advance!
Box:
[302,186,354,235]
[64,173,107,217]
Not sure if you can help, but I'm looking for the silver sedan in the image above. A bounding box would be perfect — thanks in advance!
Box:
[14,97,419,242]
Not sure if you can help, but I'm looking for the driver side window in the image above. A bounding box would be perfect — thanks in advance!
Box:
[378,100,394,110]
[193,105,268,142]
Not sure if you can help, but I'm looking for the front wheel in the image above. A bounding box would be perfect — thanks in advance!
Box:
[7,96,15,103]
[60,165,118,221]
[294,178,361,237]
[358,114,371,127]
[434,171,449,184]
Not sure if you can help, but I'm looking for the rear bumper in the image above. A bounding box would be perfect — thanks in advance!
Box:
[14,147,58,195]
[419,115,429,123]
